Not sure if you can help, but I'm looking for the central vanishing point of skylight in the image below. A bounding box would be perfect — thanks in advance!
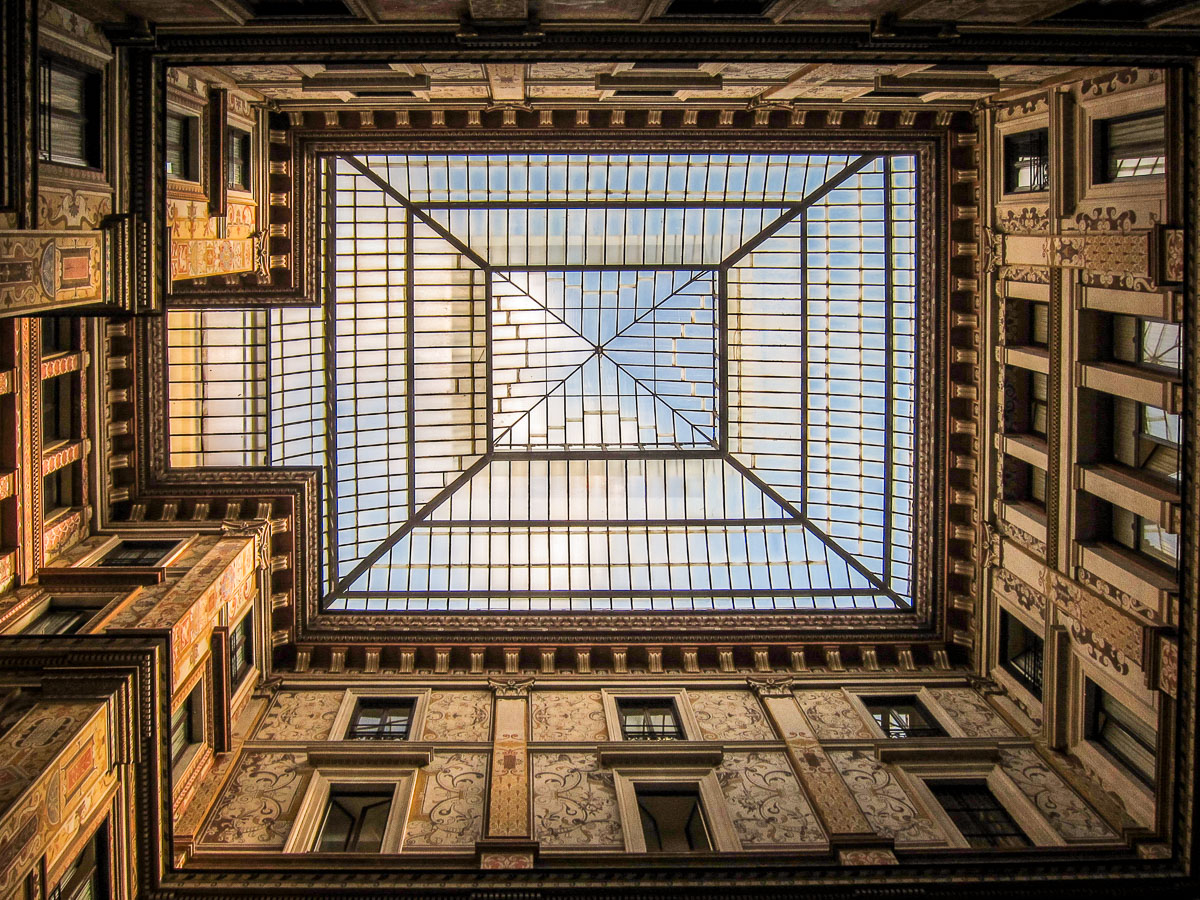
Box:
[262,151,918,614]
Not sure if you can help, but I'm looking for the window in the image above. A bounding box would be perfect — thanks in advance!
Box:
[347,699,414,740]
[1003,457,1046,512]
[38,56,102,168]
[229,613,253,686]
[1087,681,1156,787]
[314,788,393,851]
[864,696,945,738]
[1095,110,1165,181]
[42,373,76,446]
[227,128,251,190]
[1112,395,1180,486]
[22,606,88,636]
[1027,301,1049,348]
[48,823,108,900]
[1003,128,1049,194]
[618,699,684,741]
[1112,315,1181,373]
[1029,465,1047,507]
[44,464,77,517]
[929,782,1031,849]
[1000,612,1044,699]
[170,683,203,768]
[1029,372,1048,438]
[41,318,76,356]
[1137,516,1179,567]
[97,540,179,567]
[166,113,198,180]
[635,786,712,852]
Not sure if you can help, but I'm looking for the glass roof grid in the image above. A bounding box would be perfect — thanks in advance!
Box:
[164,151,923,615]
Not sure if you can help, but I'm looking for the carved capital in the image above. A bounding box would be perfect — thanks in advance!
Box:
[746,675,795,698]
[489,676,535,699]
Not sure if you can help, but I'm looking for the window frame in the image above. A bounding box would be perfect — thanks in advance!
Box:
[229,609,254,687]
[226,126,252,191]
[846,687,963,740]
[1085,679,1157,789]
[899,761,1065,849]
[47,820,109,900]
[37,53,103,170]
[12,592,115,636]
[861,695,948,739]
[166,111,201,182]
[611,767,740,853]
[601,688,703,742]
[999,611,1045,700]
[283,767,414,854]
[1002,127,1049,195]
[329,688,431,741]
[74,536,192,569]
[171,680,206,774]
[1093,109,1166,184]
[346,698,417,741]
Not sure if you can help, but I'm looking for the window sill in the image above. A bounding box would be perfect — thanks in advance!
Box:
[306,745,433,767]
[1077,462,1180,531]
[1075,541,1176,622]
[1078,361,1181,414]
[1003,345,1050,375]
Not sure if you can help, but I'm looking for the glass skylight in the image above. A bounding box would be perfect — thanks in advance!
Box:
[167,151,918,614]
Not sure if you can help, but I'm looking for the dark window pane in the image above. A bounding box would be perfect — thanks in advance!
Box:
[166,114,197,179]
[618,699,684,740]
[1000,613,1044,699]
[227,128,250,190]
[23,608,87,635]
[48,823,107,900]
[315,789,393,851]
[1089,681,1156,786]
[1003,129,1049,193]
[636,787,712,852]
[98,540,178,567]
[229,613,253,684]
[929,783,1031,849]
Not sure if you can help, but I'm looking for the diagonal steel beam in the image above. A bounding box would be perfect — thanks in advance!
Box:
[330,454,492,598]
[341,155,491,271]
[602,353,716,447]
[724,454,904,605]
[720,154,881,269]
[491,268,598,348]
[604,268,715,345]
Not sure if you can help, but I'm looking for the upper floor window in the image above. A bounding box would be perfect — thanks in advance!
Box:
[227,128,251,191]
[229,612,254,685]
[315,788,393,852]
[347,699,414,740]
[98,540,179,567]
[1029,372,1049,438]
[38,56,102,168]
[617,699,684,741]
[170,683,204,768]
[1087,681,1156,787]
[1003,128,1049,194]
[929,782,1031,849]
[48,822,108,900]
[43,463,78,518]
[166,113,199,180]
[41,318,77,356]
[1000,612,1044,699]
[43,373,77,447]
[636,786,712,852]
[1095,110,1165,181]
[22,604,88,636]
[864,696,945,738]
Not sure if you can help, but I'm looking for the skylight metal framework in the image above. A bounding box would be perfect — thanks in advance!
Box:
[166,150,921,616]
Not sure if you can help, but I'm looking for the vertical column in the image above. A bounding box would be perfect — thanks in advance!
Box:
[480,677,536,869]
[749,677,897,865]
